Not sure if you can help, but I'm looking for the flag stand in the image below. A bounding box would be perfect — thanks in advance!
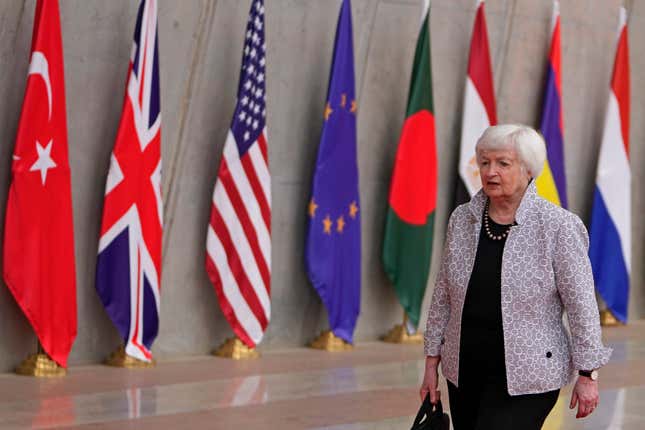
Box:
[105,346,155,368]
[600,310,622,327]
[15,342,66,377]
[213,337,259,360]
[308,330,353,351]
[381,312,423,344]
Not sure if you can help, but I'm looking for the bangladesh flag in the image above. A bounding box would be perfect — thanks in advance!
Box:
[382,0,437,330]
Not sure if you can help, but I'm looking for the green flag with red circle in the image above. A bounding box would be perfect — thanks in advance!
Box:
[382,1,437,329]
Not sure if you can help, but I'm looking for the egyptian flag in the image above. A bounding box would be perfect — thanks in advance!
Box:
[536,1,567,207]
[382,0,436,330]
[589,7,630,323]
[456,0,497,205]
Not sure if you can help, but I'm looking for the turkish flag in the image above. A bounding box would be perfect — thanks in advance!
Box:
[3,0,76,367]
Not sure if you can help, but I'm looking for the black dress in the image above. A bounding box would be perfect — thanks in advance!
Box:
[447,212,559,430]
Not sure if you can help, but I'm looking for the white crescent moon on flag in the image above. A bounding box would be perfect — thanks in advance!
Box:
[28,51,53,121]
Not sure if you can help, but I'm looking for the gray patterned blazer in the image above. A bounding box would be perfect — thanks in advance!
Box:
[424,182,612,395]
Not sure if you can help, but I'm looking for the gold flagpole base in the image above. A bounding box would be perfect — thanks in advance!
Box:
[105,346,155,368]
[381,324,423,344]
[308,330,353,351]
[15,353,66,377]
[600,310,622,327]
[213,337,259,360]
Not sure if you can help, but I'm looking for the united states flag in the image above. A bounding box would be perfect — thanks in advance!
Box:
[96,0,162,362]
[206,0,270,348]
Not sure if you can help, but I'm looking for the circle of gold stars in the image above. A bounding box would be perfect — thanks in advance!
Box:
[309,198,359,235]
[324,92,357,121]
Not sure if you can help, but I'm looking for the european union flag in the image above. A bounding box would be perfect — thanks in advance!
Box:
[305,0,360,344]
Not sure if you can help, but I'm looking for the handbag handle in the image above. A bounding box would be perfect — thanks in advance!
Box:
[412,394,443,427]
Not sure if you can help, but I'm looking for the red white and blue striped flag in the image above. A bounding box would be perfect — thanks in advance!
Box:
[589,7,630,323]
[96,0,162,362]
[206,0,270,348]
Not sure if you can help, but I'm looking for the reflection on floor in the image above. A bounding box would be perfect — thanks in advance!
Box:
[1,321,644,429]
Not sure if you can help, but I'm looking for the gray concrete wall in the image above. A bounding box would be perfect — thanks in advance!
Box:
[0,0,642,372]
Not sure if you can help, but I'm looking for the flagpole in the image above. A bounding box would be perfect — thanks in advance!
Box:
[105,346,156,368]
[381,310,424,344]
[15,340,66,377]
[213,337,260,360]
[308,330,354,352]
[600,310,621,326]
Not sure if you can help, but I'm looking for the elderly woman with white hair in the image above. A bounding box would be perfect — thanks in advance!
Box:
[420,124,612,429]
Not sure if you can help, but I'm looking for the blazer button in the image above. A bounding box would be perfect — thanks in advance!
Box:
[546,351,552,358]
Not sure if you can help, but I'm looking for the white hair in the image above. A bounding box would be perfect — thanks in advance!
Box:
[475,124,546,178]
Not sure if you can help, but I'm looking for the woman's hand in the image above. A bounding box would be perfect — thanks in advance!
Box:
[419,355,441,404]
[569,376,599,418]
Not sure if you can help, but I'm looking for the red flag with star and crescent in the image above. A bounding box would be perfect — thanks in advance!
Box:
[3,0,77,367]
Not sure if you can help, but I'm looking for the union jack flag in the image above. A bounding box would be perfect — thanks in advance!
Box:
[206,0,270,348]
[96,0,162,362]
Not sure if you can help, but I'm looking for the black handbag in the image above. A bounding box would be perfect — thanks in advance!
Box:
[410,395,450,430]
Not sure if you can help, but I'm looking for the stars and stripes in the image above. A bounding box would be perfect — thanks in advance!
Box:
[96,0,162,362]
[206,0,270,348]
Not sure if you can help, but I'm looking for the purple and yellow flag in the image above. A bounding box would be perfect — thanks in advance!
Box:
[536,1,567,208]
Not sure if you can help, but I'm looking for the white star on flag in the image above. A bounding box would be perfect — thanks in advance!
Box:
[30,139,57,185]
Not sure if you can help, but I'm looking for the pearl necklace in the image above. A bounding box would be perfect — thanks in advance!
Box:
[484,201,512,241]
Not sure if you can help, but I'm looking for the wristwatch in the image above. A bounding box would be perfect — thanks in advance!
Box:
[578,369,598,381]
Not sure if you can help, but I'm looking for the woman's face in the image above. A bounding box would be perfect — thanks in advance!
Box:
[477,146,530,201]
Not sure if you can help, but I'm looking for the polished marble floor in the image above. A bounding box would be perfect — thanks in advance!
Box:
[1,322,645,429]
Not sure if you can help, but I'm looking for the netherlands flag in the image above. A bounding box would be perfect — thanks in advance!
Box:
[536,1,567,208]
[589,7,630,323]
